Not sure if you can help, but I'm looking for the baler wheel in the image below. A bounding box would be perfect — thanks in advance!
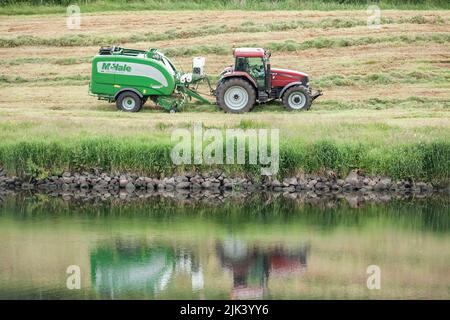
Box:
[116,91,143,112]
[216,78,256,113]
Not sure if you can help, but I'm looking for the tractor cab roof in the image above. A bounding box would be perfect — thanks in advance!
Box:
[233,48,269,58]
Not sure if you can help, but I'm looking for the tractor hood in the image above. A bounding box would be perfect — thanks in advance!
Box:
[271,68,308,78]
[270,68,309,88]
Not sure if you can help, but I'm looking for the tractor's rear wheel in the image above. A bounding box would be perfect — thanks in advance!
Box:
[116,91,142,112]
[216,78,256,113]
[282,86,312,111]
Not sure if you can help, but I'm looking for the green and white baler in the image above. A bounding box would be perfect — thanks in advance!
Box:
[89,46,212,112]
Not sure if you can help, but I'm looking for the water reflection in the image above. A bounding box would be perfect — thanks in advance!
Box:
[91,240,175,298]
[90,237,309,299]
[0,194,448,299]
[217,238,309,299]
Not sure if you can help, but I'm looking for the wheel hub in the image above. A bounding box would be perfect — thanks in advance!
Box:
[224,86,249,110]
[122,97,136,110]
[288,92,306,109]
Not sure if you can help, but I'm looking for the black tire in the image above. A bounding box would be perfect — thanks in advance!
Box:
[216,78,256,113]
[116,91,142,112]
[282,86,312,111]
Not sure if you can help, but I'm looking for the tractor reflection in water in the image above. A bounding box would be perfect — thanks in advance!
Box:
[90,239,204,299]
[89,237,309,299]
[216,237,310,299]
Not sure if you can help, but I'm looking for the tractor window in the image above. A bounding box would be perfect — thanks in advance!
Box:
[235,57,248,71]
[234,57,265,88]
[247,57,265,80]
[247,57,263,69]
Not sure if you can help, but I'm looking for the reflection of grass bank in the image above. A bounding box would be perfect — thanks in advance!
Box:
[1,194,448,236]
[0,137,448,183]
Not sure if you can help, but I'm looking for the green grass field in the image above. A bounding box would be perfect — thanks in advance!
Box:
[1,0,449,15]
[0,109,448,183]
[0,6,449,183]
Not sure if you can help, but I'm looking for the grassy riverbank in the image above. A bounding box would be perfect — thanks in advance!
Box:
[0,133,449,183]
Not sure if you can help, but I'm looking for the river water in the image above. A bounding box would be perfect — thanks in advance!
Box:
[0,193,448,299]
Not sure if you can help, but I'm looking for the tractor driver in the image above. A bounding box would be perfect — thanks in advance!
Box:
[247,57,266,87]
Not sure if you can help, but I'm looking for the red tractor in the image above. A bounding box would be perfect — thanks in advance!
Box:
[215,48,322,113]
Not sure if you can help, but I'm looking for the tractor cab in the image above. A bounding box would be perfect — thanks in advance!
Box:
[233,48,271,91]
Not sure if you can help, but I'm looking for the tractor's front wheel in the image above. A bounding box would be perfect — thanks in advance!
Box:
[116,91,142,112]
[216,78,256,113]
[282,86,312,111]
